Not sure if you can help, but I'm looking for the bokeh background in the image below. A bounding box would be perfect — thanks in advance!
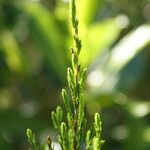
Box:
[0,0,150,149]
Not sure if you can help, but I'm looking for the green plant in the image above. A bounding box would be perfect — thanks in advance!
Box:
[26,0,104,149]
[26,129,37,150]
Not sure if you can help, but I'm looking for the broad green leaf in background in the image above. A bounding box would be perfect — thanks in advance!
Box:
[108,24,150,71]
[76,0,104,25]
[19,2,69,82]
[0,31,26,73]
[87,24,150,93]
[55,0,122,68]
[80,18,122,66]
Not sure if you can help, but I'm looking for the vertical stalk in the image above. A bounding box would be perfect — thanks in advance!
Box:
[26,1,104,150]
[52,1,104,150]
[70,0,83,149]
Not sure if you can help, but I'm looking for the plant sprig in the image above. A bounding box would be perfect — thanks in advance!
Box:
[26,0,104,149]
[26,129,37,150]
[51,0,104,150]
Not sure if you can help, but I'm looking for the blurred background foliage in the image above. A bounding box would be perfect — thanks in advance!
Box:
[0,0,150,149]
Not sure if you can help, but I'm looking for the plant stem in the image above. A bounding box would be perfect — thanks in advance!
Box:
[70,0,83,149]
[52,0,104,150]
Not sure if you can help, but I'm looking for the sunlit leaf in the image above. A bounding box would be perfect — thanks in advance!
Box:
[87,24,150,93]
[109,24,150,71]
[80,18,122,66]
[0,31,25,73]
[19,2,68,82]
[76,0,104,25]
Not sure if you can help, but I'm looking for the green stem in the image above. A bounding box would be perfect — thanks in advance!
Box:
[70,0,83,149]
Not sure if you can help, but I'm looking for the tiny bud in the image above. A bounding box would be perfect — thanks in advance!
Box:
[77,65,81,72]
[75,18,79,25]
[71,48,75,54]
[47,135,52,145]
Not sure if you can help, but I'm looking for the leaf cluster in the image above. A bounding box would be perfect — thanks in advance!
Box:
[26,0,104,150]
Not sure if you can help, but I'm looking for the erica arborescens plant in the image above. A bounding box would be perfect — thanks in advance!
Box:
[51,0,104,149]
[26,0,104,149]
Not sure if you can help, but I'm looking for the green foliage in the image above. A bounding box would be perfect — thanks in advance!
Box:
[26,0,104,149]
[26,129,37,150]
[93,113,105,150]
[20,2,68,82]
[26,129,54,150]
[51,0,104,149]
[51,106,63,130]
[86,113,104,150]
[1,0,149,149]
